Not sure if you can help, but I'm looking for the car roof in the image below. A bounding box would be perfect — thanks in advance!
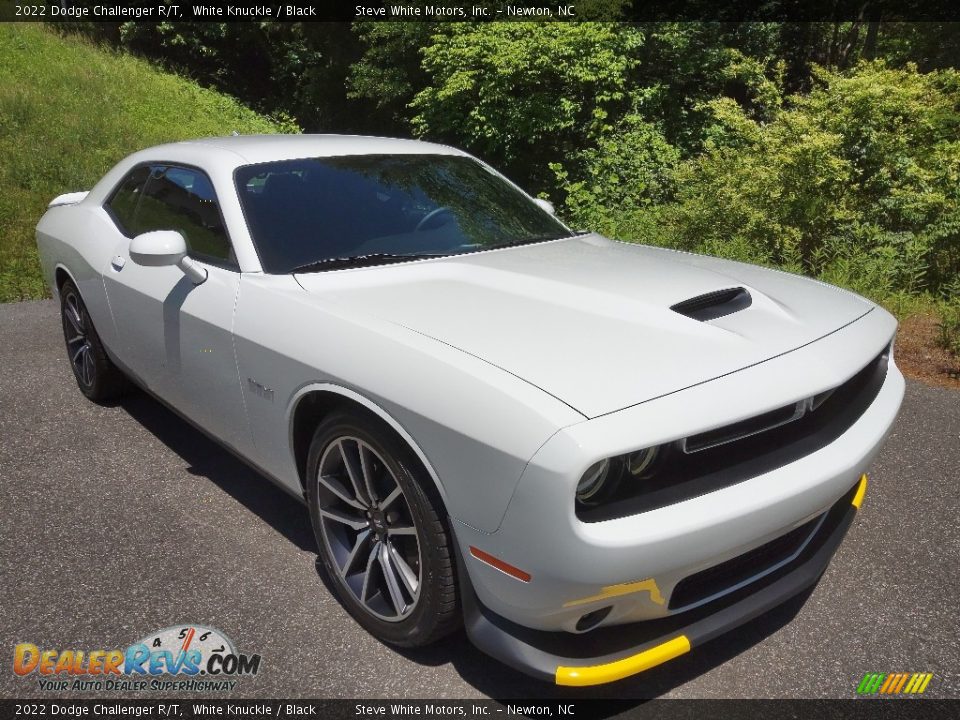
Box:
[148,134,470,167]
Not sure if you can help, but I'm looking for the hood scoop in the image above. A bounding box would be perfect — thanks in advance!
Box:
[671,287,752,322]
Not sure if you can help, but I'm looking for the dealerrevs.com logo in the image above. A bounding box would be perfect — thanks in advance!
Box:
[13,625,261,692]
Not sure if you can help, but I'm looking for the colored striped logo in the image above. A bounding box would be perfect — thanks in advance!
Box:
[857,672,933,695]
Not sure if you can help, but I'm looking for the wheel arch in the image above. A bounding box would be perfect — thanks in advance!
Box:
[289,384,450,511]
[53,263,78,299]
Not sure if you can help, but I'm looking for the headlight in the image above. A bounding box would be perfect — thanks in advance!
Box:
[576,446,666,506]
[576,459,614,504]
[626,446,659,478]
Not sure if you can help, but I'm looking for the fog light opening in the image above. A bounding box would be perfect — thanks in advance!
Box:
[575,606,612,632]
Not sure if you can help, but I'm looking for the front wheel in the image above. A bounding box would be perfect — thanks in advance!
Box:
[306,411,459,646]
[60,279,124,402]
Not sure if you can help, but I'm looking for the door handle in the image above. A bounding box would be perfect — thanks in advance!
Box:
[110,255,126,271]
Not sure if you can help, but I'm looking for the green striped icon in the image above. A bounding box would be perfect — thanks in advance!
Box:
[857,672,933,695]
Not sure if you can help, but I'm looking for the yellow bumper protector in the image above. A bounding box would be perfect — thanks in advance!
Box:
[555,635,691,687]
[852,474,868,509]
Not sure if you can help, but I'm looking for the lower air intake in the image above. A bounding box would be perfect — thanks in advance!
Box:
[668,515,822,610]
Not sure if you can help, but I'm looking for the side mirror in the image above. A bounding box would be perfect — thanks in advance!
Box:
[129,230,186,267]
[533,198,555,216]
[129,230,207,284]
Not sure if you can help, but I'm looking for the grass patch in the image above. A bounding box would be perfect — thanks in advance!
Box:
[0,23,293,302]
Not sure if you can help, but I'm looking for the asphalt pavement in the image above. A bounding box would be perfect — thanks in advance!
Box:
[1,299,957,704]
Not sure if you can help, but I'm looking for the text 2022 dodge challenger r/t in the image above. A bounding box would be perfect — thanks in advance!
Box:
[36,135,903,686]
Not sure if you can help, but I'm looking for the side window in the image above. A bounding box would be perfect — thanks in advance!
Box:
[108,164,236,268]
[137,165,235,267]
[105,166,151,234]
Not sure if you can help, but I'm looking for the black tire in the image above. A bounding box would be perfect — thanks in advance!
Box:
[307,410,459,647]
[59,279,124,402]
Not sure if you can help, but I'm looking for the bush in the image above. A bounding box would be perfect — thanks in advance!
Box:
[550,115,679,236]
[617,62,960,308]
[939,304,960,356]
[938,279,960,357]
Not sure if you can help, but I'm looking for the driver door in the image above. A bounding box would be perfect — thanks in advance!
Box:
[101,163,248,451]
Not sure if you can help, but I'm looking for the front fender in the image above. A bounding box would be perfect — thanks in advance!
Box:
[233,273,585,533]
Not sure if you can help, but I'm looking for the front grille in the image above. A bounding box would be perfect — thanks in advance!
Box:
[683,401,804,453]
[668,515,822,610]
[578,346,889,522]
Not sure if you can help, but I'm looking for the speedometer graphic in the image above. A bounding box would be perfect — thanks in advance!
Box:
[135,625,235,661]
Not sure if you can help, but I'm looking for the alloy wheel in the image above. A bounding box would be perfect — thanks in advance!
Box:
[316,436,422,622]
[63,290,95,388]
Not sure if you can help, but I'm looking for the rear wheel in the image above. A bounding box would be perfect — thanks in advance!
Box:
[60,279,124,402]
[307,411,459,646]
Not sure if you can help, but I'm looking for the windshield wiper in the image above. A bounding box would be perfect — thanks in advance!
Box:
[290,252,448,273]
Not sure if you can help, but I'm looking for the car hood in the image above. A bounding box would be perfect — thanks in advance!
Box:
[295,235,874,418]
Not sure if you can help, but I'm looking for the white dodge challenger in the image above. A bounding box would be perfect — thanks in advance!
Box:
[36,135,904,686]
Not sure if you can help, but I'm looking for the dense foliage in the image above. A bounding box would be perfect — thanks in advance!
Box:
[14,20,960,355]
[571,64,960,302]
[410,23,643,189]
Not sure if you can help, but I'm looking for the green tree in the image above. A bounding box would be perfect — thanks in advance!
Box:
[632,23,784,151]
[348,22,437,134]
[409,23,644,192]
[550,115,679,236]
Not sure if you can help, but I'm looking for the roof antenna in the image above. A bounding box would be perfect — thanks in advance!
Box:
[231,130,239,136]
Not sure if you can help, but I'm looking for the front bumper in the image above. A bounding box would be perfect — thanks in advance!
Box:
[453,308,902,633]
[461,477,865,686]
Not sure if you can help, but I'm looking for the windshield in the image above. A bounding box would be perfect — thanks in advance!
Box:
[234,154,573,273]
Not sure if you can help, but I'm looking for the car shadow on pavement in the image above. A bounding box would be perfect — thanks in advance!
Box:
[119,388,317,553]
[119,386,815,708]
